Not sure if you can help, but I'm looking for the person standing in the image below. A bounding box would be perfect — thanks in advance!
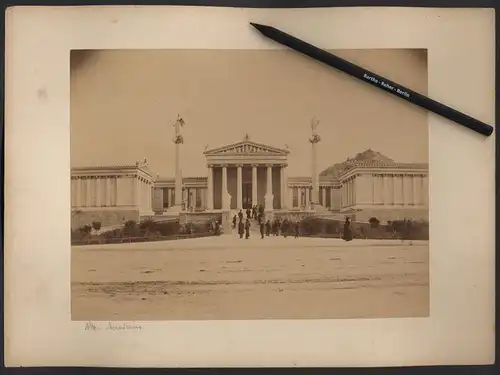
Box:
[342,217,353,242]
[265,220,271,236]
[281,218,289,238]
[238,209,243,223]
[259,215,265,239]
[294,220,300,238]
[232,215,237,229]
[238,219,245,239]
[245,218,251,239]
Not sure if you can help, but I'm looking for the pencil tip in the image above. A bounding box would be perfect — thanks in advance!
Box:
[250,22,266,32]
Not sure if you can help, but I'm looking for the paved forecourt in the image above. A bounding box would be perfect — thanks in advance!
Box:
[72,234,429,320]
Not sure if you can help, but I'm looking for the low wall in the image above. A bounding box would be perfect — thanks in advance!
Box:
[179,211,224,225]
[273,210,354,222]
[71,209,139,230]
[352,208,429,223]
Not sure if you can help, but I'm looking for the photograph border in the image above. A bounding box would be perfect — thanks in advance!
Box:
[2,0,497,372]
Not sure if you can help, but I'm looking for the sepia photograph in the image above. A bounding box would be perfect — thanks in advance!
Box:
[70,48,429,321]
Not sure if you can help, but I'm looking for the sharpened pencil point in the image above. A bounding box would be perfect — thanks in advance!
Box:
[250,22,267,33]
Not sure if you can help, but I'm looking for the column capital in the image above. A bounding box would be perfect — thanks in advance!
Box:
[220,163,229,168]
[235,164,244,168]
[266,163,274,168]
[251,164,259,168]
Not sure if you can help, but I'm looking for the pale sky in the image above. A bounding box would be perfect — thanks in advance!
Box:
[70,48,428,178]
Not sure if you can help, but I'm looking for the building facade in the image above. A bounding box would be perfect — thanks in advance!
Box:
[71,139,429,228]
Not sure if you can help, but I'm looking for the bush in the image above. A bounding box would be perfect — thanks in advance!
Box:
[92,221,102,233]
[124,220,141,237]
[368,217,380,228]
[300,217,340,236]
[156,221,180,236]
[387,219,429,240]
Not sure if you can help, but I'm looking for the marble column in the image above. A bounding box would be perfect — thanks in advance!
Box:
[207,165,214,210]
[413,175,420,205]
[222,164,228,210]
[321,186,326,207]
[265,164,274,210]
[170,188,175,209]
[174,138,183,208]
[75,178,81,207]
[422,176,429,206]
[305,187,310,208]
[85,178,91,207]
[104,178,109,207]
[252,164,258,206]
[402,175,406,206]
[236,164,243,210]
[280,165,286,209]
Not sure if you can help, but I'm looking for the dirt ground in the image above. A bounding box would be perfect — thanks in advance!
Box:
[71,235,429,320]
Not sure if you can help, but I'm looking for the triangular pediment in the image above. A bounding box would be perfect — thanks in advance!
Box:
[204,140,289,156]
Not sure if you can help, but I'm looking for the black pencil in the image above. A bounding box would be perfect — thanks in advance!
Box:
[250,23,494,137]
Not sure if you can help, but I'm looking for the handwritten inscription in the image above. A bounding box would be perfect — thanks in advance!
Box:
[362,73,410,98]
[85,321,143,331]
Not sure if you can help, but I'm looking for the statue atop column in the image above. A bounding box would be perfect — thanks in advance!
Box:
[309,116,323,211]
[170,114,185,213]
[173,114,185,144]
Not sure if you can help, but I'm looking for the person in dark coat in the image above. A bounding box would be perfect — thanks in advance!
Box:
[294,221,300,238]
[214,220,221,236]
[265,220,271,236]
[238,219,245,239]
[232,215,237,229]
[342,217,353,241]
[238,210,244,222]
[246,208,251,220]
[281,218,290,238]
[245,218,251,239]
[259,215,265,239]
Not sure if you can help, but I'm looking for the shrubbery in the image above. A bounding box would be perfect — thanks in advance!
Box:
[296,217,429,240]
[72,218,212,245]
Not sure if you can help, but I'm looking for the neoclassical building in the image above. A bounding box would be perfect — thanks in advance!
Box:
[71,137,428,228]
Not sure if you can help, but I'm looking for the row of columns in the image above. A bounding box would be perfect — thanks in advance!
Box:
[207,163,287,210]
[341,174,428,207]
[72,175,154,211]
[72,176,118,208]
[290,186,337,209]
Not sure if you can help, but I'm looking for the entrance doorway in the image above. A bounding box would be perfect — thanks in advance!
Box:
[242,183,252,209]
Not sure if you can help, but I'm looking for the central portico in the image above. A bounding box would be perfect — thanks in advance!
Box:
[204,135,290,211]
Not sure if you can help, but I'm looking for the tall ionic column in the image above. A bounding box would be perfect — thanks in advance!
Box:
[222,164,229,210]
[413,175,420,205]
[265,164,274,210]
[236,164,243,210]
[75,178,81,207]
[85,178,91,207]
[280,164,287,209]
[251,164,258,206]
[207,165,214,210]
[321,186,326,207]
[170,188,175,209]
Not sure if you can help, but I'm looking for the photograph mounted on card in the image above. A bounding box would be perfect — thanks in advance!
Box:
[4,5,495,367]
[70,47,429,321]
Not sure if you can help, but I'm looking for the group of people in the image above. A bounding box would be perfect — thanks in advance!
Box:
[232,208,301,240]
